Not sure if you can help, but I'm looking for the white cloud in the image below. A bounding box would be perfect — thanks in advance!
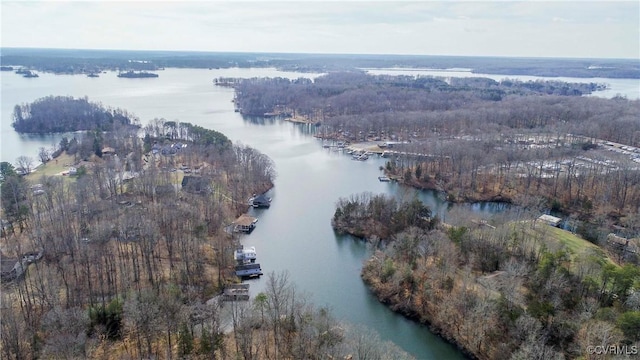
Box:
[1,1,638,58]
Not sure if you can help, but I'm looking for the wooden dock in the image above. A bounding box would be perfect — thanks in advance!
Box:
[222,283,250,301]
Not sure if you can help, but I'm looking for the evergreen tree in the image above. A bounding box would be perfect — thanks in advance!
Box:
[177,322,193,357]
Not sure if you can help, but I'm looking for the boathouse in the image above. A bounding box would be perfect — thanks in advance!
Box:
[235,263,263,278]
[233,214,258,233]
[222,283,250,301]
[250,193,271,208]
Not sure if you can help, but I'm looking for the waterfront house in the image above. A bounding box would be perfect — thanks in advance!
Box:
[233,214,258,233]
[538,214,562,227]
[234,246,257,263]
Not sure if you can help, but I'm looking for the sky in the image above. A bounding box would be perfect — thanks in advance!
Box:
[1,1,639,59]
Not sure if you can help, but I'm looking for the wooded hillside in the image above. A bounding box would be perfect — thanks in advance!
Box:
[235,72,640,239]
[332,194,640,360]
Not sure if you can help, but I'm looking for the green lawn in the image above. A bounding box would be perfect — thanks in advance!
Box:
[26,153,77,182]
[532,221,618,267]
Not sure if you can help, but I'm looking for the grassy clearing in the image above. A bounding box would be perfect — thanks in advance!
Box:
[529,221,618,267]
[25,153,77,181]
[543,224,598,253]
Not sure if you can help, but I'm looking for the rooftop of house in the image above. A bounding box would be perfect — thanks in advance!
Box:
[234,214,258,227]
[538,214,562,226]
[0,252,19,274]
[252,194,271,203]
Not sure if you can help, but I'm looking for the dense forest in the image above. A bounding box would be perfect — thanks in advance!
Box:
[333,194,640,360]
[233,72,608,116]
[1,99,416,358]
[2,47,638,78]
[1,97,351,359]
[12,96,139,134]
[233,73,640,234]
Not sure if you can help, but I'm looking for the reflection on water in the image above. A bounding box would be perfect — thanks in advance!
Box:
[292,122,321,136]
[242,115,279,126]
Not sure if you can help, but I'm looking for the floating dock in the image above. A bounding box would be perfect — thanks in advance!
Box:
[235,263,263,278]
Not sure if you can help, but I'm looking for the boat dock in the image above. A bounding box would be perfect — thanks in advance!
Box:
[222,283,250,301]
[232,214,258,233]
[234,245,263,278]
[235,263,263,278]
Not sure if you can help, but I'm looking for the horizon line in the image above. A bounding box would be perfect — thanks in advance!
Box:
[2,46,638,62]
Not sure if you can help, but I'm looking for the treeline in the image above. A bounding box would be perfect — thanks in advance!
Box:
[12,96,138,134]
[333,195,640,359]
[383,132,640,220]
[234,72,608,118]
[269,54,640,79]
[143,119,231,148]
[324,95,640,148]
[235,72,640,228]
[332,192,438,239]
[3,48,638,78]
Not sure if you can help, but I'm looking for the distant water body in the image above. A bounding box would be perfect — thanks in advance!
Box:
[2,67,638,165]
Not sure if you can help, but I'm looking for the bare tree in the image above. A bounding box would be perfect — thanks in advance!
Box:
[37,147,50,164]
[1,293,30,360]
[124,290,161,358]
[39,306,89,359]
[15,156,33,175]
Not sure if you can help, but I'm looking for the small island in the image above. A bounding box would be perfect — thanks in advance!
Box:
[15,69,39,78]
[117,70,159,78]
[12,95,138,134]
[22,71,39,78]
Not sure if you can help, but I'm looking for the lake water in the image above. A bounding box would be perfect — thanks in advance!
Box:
[0,67,637,358]
[2,67,638,165]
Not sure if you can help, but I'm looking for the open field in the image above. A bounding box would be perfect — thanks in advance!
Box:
[525,220,619,267]
[25,153,77,181]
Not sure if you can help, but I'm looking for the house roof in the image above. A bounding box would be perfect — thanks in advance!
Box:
[181,176,209,192]
[252,194,270,203]
[234,214,257,227]
[538,214,562,226]
[0,252,18,274]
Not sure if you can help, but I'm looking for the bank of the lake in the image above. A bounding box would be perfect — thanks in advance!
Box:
[1,68,465,358]
[2,67,637,359]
